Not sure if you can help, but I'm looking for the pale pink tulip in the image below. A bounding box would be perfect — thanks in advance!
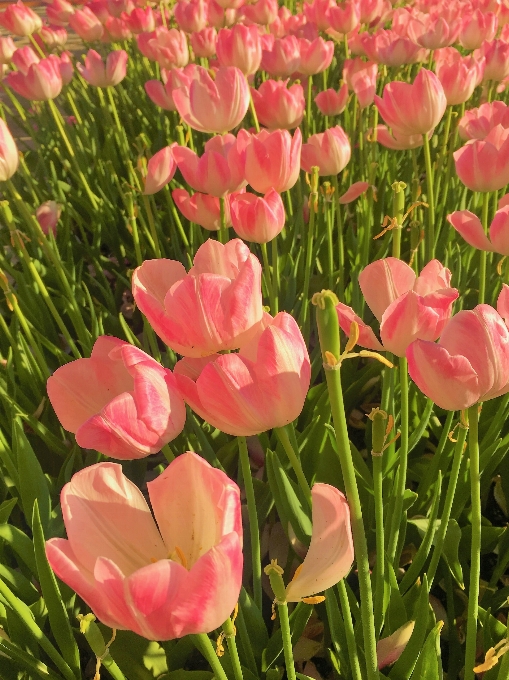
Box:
[459,9,497,51]
[190,27,217,58]
[0,37,16,65]
[497,284,509,326]
[377,623,416,669]
[108,0,133,18]
[173,66,249,134]
[285,484,354,602]
[454,125,509,192]
[358,0,390,26]
[146,28,189,70]
[434,47,484,106]
[361,29,424,68]
[375,69,446,137]
[145,64,197,111]
[458,101,509,141]
[46,0,74,26]
[142,146,177,195]
[475,39,509,83]
[407,15,458,50]
[103,16,132,41]
[241,0,278,26]
[174,312,310,436]
[12,45,39,74]
[132,239,263,358]
[207,0,237,29]
[6,57,62,101]
[298,37,334,76]
[447,206,509,255]
[303,0,334,32]
[216,24,262,76]
[314,84,349,116]
[174,0,208,34]
[251,79,304,130]
[126,7,156,34]
[172,134,246,197]
[36,200,61,236]
[407,305,509,411]
[0,1,42,36]
[87,0,109,25]
[51,51,73,86]
[244,127,302,193]
[327,1,360,35]
[375,125,425,150]
[46,452,243,639]
[214,0,244,9]
[230,189,285,243]
[172,189,232,231]
[336,258,458,358]
[68,7,104,41]
[47,336,186,459]
[343,58,378,109]
[78,49,127,87]
[301,126,351,177]
[35,25,68,51]
[261,35,300,77]
[0,119,19,182]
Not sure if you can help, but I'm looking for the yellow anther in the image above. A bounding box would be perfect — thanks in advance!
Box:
[175,546,188,569]
[302,595,326,605]
[216,632,225,657]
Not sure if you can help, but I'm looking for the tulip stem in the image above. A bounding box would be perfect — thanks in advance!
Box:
[306,76,313,138]
[336,580,363,680]
[222,615,244,680]
[277,601,297,680]
[422,132,435,262]
[219,197,228,244]
[478,192,490,304]
[391,181,406,260]
[249,92,260,134]
[275,426,312,508]
[191,634,229,680]
[332,176,345,302]
[464,404,481,680]
[372,450,384,635]
[238,437,263,612]
[260,242,276,314]
[300,167,319,339]
[271,236,279,315]
[142,194,162,258]
[427,416,467,589]
[386,357,409,565]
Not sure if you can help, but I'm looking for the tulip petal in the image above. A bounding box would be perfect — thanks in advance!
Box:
[335,302,384,351]
[497,283,509,327]
[446,210,493,251]
[413,259,452,296]
[359,258,416,322]
[377,621,415,669]
[489,206,509,255]
[338,181,370,204]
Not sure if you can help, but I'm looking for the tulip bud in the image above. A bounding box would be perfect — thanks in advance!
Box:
[0,119,19,182]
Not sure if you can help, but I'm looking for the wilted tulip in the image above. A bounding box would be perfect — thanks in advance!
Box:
[315,84,349,116]
[46,452,243,639]
[301,126,351,177]
[230,189,285,243]
[78,49,128,87]
[142,146,177,195]
[377,622,416,669]
[251,79,305,130]
[47,336,187,459]
[0,119,19,182]
[244,127,302,193]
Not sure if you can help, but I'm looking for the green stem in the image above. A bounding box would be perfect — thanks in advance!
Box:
[238,437,262,612]
[306,76,313,138]
[278,602,297,680]
[336,581,363,680]
[222,617,244,680]
[391,181,406,259]
[271,236,279,314]
[219,196,228,244]
[191,634,229,680]
[333,176,345,301]
[249,92,260,133]
[423,132,435,262]
[275,426,312,508]
[479,192,490,304]
[372,452,384,635]
[142,194,162,257]
[464,404,481,680]
[260,242,275,313]
[300,168,318,338]
[126,193,142,265]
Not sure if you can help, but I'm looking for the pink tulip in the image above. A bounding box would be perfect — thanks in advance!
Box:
[458,101,509,141]
[375,125,426,150]
[46,452,243,639]
[497,284,509,326]
[126,7,156,33]
[377,623,415,669]
[174,311,310,436]
[407,15,458,50]
[302,0,333,31]
[104,16,132,41]
[361,29,424,68]
[145,64,197,111]
[343,58,378,109]
[51,51,73,86]
[251,79,304,130]
[207,0,237,29]
[78,49,127,87]
[87,0,110,25]
[68,7,104,41]
[145,28,189,70]
[12,46,39,74]
[142,146,177,195]
[214,0,244,9]
[407,305,509,411]
[454,125,509,192]
[190,27,217,58]
[476,40,509,83]
[172,134,246,197]
[46,0,74,26]
[0,119,19,182]
[172,189,232,231]
[173,65,249,134]
[327,1,360,35]
[358,0,390,26]
[375,69,446,137]
[35,25,68,51]
[447,206,509,255]
[0,37,16,65]
[108,0,133,18]
[434,47,484,106]
[261,35,300,78]
[216,24,262,76]
[0,1,42,36]
[241,0,278,26]
[244,127,302,194]
[47,336,186,459]
[301,126,351,177]
[36,200,61,236]
[230,189,285,243]
[336,258,458,358]
[459,10,497,51]
[174,0,208,34]
[132,239,264,358]
[298,37,334,76]
[314,84,349,116]
[286,484,354,602]
[6,57,62,101]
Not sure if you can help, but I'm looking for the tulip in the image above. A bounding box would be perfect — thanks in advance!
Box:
[145,64,197,111]
[327,1,360,35]
[497,284,509,326]
[407,15,458,50]
[173,189,232,231]
[35,25,68,51]
[132,239,264,358]
[190,27,217,58]
[343,58,378,109]
[6,57,62,101]
[146,28,189,70]
[87,0,110,25]
[108,0,133,18]
[298,37,334,76]
[241,0,278,26]
[77,49,128,88]
[127,7,156,34]
[459,9,497,51]
[207,0,237,29]
[244,127,302,194]
[407,305,509,411]
[68,7,104,41]
[377,622,416,669]
[51,51,73,86]
[375,125,425,150]
[476,40,509,83]
[302,0,333,31]
[214,0,244,9]
[359,0,390,26]
[104,16,132,41]
[173,66,249,134]
[0,1,42,36]
[47,336,187,459]
[361,30,424,68]
[46,0,74,26]
[0,37,16,65]
[336,258,458,358]
[375,69,446,137]
[216,25,262,76]
[434,47,484,106]
[285,485,354,602]
[454,125,509,192]
[230,190,285,243]
[447,206,509,255]
[142,146,177,195]
[261,35,300,78]
[36,201,61,236]
[174,0,208,34]
[0,119,19,182]
[174,312,310,436]
[251,79,304,130]
[314,84,349,116]
[45,452,243,640]
[458,101,509,141]
[301,126,351,177]
[12,46,39,75]
[172,134,246,197]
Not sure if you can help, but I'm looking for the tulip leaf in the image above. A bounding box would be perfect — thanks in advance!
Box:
[262,602,313,672]
[440,519,464,589]
[0,497,17,525]
[409,622,443,680]
[167,672,213,680]
[105,629,166,680]
[32,500,81,678]
[0,523,37,574]
[239,587,268,663]
[384,563,407,635]
[0,638,63,680]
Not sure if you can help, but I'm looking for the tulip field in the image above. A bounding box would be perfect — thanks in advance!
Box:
[3,0,509,678]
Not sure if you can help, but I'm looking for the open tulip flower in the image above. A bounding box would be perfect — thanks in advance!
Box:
[336,258,458,357]
[132,239,264,358]
[448,206,509,256]
[173,311,310,436]
[47,336,186,459]
[45,452,243,640]
[454,124,509,192]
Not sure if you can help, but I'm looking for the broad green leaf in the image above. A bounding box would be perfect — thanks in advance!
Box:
[410,622,443,680]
